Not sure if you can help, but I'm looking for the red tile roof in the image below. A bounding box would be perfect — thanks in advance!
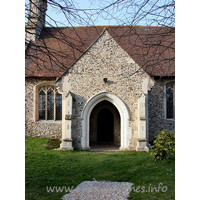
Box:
[25,25,175,77]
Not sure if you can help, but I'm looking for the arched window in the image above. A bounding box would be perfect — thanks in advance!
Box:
[166,82,175,119]
[38,84,62,120]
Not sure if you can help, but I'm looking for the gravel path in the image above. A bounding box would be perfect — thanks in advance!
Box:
[61,181,133,200]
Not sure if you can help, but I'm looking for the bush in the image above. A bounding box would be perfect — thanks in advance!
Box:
[150,130,175,162]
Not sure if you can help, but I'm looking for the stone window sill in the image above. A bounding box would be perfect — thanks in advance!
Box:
[35,120,62,124]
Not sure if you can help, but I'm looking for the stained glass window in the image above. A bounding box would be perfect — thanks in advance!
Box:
[38,84,62,120]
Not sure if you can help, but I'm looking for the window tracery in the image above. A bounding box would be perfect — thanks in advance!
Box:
[38,84,62,120]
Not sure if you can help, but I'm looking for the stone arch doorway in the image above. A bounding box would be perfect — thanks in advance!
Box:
[89,100,120,147]
[81,92,130,150]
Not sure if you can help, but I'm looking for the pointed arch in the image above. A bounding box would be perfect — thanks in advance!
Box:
[81,91,130,150]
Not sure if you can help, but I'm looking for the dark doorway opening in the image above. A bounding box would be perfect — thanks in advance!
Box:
[97,108,114,143]
[89,100,120,150]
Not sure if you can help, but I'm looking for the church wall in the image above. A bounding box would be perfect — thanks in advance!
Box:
[148,79,175,142]
[25,77,62,139]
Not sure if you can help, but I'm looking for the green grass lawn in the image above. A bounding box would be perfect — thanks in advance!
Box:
[25,137,175,200]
